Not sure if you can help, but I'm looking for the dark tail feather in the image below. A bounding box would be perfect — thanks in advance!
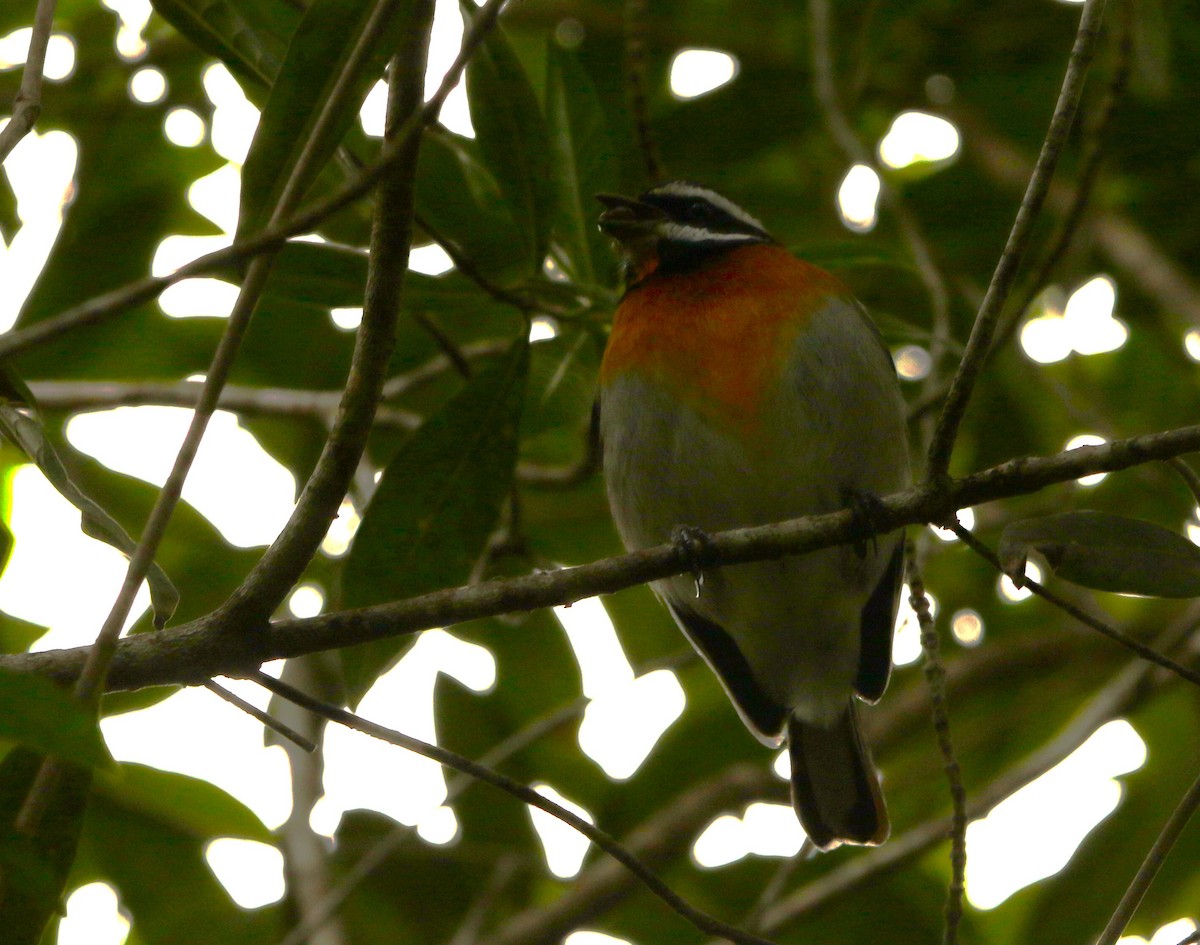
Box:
[787,703,888,850]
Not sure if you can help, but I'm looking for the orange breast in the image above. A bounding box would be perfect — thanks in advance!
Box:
[600,244,847,436]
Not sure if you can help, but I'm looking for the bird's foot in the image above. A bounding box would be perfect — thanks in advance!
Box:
[671,525,711,598]
[841,487,888,560]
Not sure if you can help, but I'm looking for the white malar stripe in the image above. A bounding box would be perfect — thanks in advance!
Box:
[658,222,764,245]
[648,182,768,233]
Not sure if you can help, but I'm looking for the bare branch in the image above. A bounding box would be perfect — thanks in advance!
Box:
[0,0,57,163]
[3,423,1198,692]
[927,0,1109,479]
[1095,768,1200,945]
[254,674,782,945]
[202,679,316,752]
[624,0,661,183]
[908,553,966,945]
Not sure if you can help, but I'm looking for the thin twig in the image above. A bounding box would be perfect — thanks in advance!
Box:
[807,0,952,362]
[948,522,1200,689]
[6,422,1200,692]
[624,0,661,183]
[215,0,477,629]
[994,0,1133,355]
[1167,457,1200,508]
[926,0,1109,479]
[0,0,57,163]
[1094,768,1200,945]
[273,650,699,945]
[28,379,421,428]
[908,552,966,945]
[252,675,780,945]
[202,679,317,752]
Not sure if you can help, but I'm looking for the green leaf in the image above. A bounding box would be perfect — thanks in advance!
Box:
[77,763,279,944]
[149,0,300,91]
[0,670,111,767]
[340,337,530,704]
[465,16,556,272]
[92,763,272,841]
[0,612,47,655]
[237,0,412,241]
[998,510,1200,598]
[0,748,93,945]
[544,42,619,283]
[259,240,369,308]
[522,328,600,438]
[414,129,530,285]
[0,405,180,629]
[0,171,18,245]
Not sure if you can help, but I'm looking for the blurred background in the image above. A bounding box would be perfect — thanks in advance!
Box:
[1,0,1199,942]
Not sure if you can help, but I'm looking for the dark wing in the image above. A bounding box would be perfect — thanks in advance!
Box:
[855,538,904,703]
[667,599,789,740]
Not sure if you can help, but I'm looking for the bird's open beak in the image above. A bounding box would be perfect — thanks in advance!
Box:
[595,193,668,239]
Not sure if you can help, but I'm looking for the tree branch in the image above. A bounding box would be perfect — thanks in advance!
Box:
[0,0,513,363]
[0,0,57,164]
[3,423,1198,692]
[255,674,781,945]
[908,554,966,945]
[215,0,438,629]
[1094,767,1200,945]
[926,0,1109,479]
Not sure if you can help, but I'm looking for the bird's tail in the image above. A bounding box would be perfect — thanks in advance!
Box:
[787,702,888,850]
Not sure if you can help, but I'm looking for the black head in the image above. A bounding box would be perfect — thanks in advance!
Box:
[597,181,775,284]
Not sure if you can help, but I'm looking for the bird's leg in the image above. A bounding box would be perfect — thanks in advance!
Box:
[671,524,711,598]
[840,486,888,560]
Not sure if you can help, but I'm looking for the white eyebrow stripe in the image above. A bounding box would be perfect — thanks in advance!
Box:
[648,182,768,232]
[658,222,765,244]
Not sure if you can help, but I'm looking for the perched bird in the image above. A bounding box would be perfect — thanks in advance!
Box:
[597,181,910,849]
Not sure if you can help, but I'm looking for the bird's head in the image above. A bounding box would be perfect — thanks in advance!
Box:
[597,181,775,286]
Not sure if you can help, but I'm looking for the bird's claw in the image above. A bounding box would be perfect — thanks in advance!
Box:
[671,525,710,598]
[841,487,888,560]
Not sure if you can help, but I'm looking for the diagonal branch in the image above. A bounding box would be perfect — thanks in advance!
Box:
[254,673,781,945]
[215,0,439,628]
[3,422,1198,693]
[926,0,1109,479]
[1094,766,1200,945]
[0,0,57,164]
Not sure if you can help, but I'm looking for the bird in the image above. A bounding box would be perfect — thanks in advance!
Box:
[596,180,910,850]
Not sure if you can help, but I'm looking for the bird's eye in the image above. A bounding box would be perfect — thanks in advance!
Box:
[686,199,717,221]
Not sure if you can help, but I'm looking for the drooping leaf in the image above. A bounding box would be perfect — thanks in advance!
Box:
[464,15,556,272]
[91,762,273,842]
[413,128,530,285]
[0,670,110,768]
[237,0,412,241]
[0,612,47,656]
[149,0,300,92]
[544,41,619,284]
[0,405,179,628]
[999,510,1200,598]
[340,337,529,704]
[0,172,18,245]
[0,748,93,945]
